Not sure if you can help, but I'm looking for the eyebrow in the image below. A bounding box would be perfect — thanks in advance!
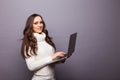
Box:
[33,20,43,24]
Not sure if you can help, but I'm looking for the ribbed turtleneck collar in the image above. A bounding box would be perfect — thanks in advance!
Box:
[33,32,46,42]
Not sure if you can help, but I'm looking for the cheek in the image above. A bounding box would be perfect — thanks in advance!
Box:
[41,25,44,29]
[41,24,44,28]
[33,26,37,32]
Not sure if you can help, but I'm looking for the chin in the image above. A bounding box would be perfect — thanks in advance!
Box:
[38,31,42,34]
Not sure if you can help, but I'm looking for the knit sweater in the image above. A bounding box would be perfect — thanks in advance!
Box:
[25,32,55,79]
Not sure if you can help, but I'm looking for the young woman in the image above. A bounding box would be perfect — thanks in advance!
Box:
[21,14,65,80]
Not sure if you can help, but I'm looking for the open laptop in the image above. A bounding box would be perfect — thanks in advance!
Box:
[51,32,77,63]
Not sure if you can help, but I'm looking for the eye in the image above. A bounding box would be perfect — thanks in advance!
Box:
[34,22,38,25]
[40,21,43,24]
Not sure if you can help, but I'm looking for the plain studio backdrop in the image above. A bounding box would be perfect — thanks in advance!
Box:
[0,0,120,80]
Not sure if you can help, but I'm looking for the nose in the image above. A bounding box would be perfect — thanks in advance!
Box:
[38,23,43,27]
[38,23,41,26]
[38,23,43,28]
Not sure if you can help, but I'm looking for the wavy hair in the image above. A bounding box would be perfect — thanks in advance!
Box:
[21,14,56,58]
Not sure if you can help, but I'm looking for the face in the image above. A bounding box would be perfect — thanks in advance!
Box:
[33,16,44,33]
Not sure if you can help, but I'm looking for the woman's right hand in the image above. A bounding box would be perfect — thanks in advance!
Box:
[52,52,65,60]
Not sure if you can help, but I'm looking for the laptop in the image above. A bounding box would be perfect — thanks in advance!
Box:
[51,32,77,63]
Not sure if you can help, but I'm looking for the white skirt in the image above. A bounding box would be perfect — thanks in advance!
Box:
[32,74,56,80]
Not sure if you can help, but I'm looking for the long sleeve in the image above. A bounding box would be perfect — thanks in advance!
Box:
[24,32,55,78]
[25,55,53,71]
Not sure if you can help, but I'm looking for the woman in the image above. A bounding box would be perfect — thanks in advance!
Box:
[21,13,65,80]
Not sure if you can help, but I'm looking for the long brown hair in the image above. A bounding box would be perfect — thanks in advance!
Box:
[21,14,56,58]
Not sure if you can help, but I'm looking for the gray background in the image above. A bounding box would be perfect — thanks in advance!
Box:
[0,0,120,80]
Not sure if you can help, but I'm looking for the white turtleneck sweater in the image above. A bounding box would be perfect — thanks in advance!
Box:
[25,32,55,80]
